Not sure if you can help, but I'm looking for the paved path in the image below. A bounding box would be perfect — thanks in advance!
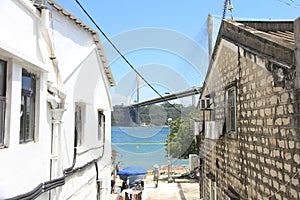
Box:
[111,175,200,200]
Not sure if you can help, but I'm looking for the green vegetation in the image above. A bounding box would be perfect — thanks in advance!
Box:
[111,102,196,126]
[111,103,199,159]
[165,111,198,159]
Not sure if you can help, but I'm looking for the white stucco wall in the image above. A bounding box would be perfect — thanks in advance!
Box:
[0,1,113,199]
[50,6,112,200]
[0,1,51,198]
[0,0,49,71]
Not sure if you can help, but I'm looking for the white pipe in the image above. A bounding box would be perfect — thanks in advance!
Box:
[41,7,66,200]
[50,108,64,200]
[41,8,63,86]
[18,0,41,19]
[48,83,67,101]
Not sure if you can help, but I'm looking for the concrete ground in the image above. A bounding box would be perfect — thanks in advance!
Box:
[111,175,200,200]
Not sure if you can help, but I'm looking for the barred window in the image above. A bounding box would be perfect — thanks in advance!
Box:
[20,69,36,143]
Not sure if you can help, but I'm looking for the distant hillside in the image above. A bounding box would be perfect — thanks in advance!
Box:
[111,103,196,127]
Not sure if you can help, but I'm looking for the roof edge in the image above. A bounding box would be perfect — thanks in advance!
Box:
[213,20,295,67]
[46,0,115,86]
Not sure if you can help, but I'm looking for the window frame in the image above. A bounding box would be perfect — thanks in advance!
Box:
[0,60,7,147]
[97,110,105,142]
[19,68,36,144]
[226,87,236,133]
[75,103,85,146]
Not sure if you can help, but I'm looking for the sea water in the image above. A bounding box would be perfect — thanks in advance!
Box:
[112,126,188,170]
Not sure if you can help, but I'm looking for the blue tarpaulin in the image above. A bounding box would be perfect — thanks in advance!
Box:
[117,166,147,176]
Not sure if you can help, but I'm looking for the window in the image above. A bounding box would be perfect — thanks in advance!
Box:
[75,104,84,146]
[226,88,236,132]
[200,98,211,110]
[0,60,6,147]
[98,111,105,142]
[20,69,36,143]
[206,98,211,109]
[201,99,206,109]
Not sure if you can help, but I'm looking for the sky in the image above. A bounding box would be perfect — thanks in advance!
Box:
[54,0,300,105]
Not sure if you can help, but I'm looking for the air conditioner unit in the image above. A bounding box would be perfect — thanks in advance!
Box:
[205,121,222,139]
[205,121,214,139]
[194,121,200,136]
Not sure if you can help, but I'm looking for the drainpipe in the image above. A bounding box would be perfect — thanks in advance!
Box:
[295,17,300,89]
[41,5,63,86]
[41,6,67,200]
[47,84,66,200]
[48,97,65,200]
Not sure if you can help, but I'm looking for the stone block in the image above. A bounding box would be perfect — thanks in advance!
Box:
[291,188,299,199]
[265,108,272,116]
[288,141,295,149]
[275,118,282,126]
[294,154,300,164]
[282,118,290,126]
[257,119,263,126]
[287,104,294,114]
[270,95,278,105]
[270,169,277,177]
[284,163,291,172]
[260,79,267,87]
[267,118,273,126]
[276,106,284,115]
[280,93,289,103]
[278,140,285,148]
[284,152,292,160]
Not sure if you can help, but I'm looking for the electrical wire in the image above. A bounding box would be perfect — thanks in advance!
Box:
[278,0,300,9]
[74,0,196,118]
[75,0,165,101]
[222,0,234,20]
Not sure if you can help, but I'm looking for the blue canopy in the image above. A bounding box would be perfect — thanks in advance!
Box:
[117,166,147,176]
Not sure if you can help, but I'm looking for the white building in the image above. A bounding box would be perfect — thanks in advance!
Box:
[0,0,115,199]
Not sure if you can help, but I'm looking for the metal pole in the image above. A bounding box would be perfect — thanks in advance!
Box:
[167,118,173,183]
[136,74,140,125]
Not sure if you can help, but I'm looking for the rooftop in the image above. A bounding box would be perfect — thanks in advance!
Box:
[30,0,115,86]
[215,19,296,68]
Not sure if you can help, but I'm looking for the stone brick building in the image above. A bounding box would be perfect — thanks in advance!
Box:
[198,18,300,199]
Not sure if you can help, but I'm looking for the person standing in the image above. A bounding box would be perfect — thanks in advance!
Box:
[153,164,159,188]
[116,161,120,173]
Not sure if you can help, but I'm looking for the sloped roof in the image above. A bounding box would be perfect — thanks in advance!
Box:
[200,18,297,99]
[238,21,294,47]
[31,0,115,86]
[214,20,295,68]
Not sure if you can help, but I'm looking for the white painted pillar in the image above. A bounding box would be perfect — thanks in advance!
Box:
[50,108,65,200]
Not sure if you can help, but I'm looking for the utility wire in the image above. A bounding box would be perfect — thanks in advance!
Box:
[74,0,192,116]
[222,0,234,20]
[278,0,300,8]
[75,0,164,100]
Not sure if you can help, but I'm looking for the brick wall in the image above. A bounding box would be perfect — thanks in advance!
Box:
[199,39,300,200]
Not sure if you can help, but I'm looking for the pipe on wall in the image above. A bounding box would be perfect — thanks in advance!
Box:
[4,4,107,200]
